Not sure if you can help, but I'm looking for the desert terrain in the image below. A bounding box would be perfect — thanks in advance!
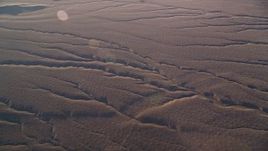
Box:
[0,0,268,150]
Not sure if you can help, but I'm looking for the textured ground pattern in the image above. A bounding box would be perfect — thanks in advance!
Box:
[0,0,268,151]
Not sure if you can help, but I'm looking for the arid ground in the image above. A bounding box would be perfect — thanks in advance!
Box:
[0,0,268,151]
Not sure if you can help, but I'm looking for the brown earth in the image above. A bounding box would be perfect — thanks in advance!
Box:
[0,0,268,150]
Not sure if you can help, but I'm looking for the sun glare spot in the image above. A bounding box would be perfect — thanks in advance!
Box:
[89,39,101,49]
[57,10,69,21]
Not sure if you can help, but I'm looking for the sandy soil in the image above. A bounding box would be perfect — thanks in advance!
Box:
[0,0,268,151]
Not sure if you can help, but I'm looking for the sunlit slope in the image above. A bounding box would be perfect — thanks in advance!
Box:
[0,0,268,151]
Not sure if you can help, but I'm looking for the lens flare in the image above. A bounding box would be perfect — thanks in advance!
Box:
[57,10,69,21]
[89,39,101,49]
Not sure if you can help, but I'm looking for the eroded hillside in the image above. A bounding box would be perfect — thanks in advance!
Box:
[0,0,268,150]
